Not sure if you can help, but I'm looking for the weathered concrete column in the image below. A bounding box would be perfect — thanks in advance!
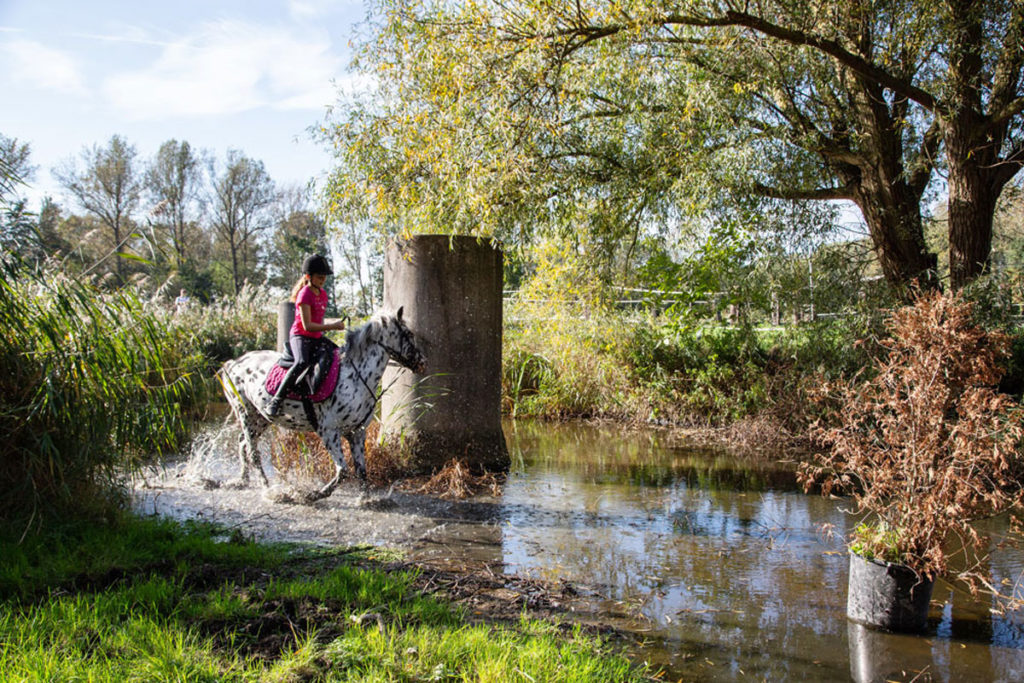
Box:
[381,235,508,472]
[276,301,294,352]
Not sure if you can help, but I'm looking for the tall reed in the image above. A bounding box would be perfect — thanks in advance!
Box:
[0,256,204,522]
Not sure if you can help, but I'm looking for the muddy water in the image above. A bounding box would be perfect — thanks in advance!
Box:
[136,417,1024,682]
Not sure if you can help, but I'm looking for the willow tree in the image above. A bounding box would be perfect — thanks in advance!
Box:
[322,0,1023,290]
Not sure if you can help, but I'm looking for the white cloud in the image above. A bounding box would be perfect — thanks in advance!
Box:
[0,39,87,95]
[102,20,344,120]
[288,0,360,21]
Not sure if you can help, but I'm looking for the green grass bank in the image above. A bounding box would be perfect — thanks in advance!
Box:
[0,515,652,682]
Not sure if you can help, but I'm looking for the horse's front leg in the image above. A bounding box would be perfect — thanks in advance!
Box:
[307,430,351,501]
[231,407,269,488]
[347,427,368,481]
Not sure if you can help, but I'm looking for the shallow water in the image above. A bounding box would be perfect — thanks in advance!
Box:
[136,417,1024,682]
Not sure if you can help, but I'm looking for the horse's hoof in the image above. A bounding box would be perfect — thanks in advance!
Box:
[359,495,397,511]
[356,466,367,482]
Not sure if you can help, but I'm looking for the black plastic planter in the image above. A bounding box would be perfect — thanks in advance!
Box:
[847,552,934,632]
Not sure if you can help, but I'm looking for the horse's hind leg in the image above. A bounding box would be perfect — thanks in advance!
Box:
[231,406,270,488]
[347,427,368,481]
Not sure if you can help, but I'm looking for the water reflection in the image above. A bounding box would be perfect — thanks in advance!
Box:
[142,416,1024,681]
[490,419,1024,682]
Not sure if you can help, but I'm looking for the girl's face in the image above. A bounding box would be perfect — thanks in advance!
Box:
[310,273,327,289]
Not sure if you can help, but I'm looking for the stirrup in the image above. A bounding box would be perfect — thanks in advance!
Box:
[265,396,283,416]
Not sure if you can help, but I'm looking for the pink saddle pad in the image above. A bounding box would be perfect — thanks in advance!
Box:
[263,349,341,402]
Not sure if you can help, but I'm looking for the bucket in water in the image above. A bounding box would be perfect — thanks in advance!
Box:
[847,552,934,632]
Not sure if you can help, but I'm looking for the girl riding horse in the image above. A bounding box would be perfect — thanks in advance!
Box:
[265,254,347,416]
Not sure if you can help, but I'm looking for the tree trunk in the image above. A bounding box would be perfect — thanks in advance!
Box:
[852,182,938,292]
[113,218,124,284]
[947,164,998,290]
[230,240,240,295]
[942,0,1012,290]
[945,113,1004,290]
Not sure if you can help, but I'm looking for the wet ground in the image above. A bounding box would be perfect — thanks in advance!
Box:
[135,418,1024,682]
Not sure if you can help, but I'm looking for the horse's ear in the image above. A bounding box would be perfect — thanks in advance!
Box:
[396,306,404,320]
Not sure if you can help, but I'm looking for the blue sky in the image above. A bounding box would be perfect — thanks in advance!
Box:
[0,0,367,207]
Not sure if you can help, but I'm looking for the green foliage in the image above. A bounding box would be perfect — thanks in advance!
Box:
[323,0,1023,293]
[0,516,649,682]
[504,291,877,430]
[0,256,207,521]
[848,522,903,565]
[164,282,279,370]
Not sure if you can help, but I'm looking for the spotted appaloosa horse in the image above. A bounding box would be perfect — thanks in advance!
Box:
[219,307,425,501]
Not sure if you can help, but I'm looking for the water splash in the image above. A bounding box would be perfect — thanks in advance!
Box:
[179,416,246,485]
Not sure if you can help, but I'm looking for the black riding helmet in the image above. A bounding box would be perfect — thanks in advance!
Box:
[302,254,333,276]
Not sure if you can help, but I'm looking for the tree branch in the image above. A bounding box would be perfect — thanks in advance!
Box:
[994,141,1024,187]
[990,6,1024,119]
[992,97,1024,130]
[909,118,942,197]
[663,10,938,111]
[752,182,856,202]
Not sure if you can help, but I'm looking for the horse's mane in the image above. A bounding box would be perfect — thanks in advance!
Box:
[343,310,394,359]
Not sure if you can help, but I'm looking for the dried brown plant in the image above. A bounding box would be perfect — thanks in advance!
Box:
[415,459,505,500]
[799,289,1024,596]
[270,421,402,487]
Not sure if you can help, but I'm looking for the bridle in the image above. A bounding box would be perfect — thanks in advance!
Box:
[378,322,421,372]
[347,319,422,425]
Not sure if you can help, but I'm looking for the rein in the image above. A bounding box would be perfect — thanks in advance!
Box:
[347,323,417,427]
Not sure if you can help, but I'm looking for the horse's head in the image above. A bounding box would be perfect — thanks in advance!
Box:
[380,306,426,373]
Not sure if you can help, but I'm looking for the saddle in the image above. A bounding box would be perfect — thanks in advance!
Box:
[263,340,343,425]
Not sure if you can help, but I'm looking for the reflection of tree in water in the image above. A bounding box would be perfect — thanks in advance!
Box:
[502,419,1024,681]
[505,418,798,491]
[501,458,852,678]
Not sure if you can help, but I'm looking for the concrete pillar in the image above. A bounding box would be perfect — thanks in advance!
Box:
[276,301,294,352]
[380,235,509,472]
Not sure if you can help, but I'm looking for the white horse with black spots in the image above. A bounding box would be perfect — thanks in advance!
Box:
[218,308,425,502]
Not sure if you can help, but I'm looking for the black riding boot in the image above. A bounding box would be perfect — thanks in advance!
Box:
[265,363,307,416]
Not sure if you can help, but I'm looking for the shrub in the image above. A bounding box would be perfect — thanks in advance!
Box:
[0,257,206,521]
[799,290,1024,595]
[163,282,278,371]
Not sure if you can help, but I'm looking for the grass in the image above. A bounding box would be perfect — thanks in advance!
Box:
[0,515,651,682]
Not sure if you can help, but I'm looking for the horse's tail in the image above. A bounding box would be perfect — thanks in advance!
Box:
[216,359,245,405]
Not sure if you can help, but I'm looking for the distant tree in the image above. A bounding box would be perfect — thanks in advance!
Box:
[208,150,276,294]
[0,134,38,256]
[53,135,143,284]
[266,184,328,288]
[332,219,383,316]
[35,197,72,261]
[0,200,36,255]
[145,140,207,268]
[0,134,34,202]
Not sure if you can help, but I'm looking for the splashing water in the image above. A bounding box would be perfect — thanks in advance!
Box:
[178,416,251,485]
